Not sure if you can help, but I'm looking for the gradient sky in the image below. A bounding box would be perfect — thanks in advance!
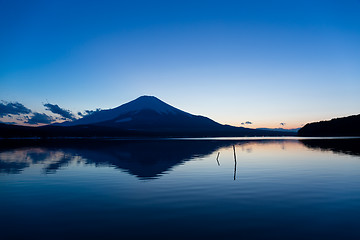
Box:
[1,0,359,128]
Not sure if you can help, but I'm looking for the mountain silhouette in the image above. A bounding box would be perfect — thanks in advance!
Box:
[60,96,192,126]
[0,96,295,138]
[298,114,360,137]
[60,96,224,131]
[256,128,300,133]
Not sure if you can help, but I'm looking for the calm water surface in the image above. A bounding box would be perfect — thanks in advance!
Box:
[1,138,360,239]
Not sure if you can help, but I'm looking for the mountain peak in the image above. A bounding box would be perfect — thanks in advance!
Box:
[136,95,159,100]
[131,95,164,105]
[60,95,190,126]
[119,95,184,115]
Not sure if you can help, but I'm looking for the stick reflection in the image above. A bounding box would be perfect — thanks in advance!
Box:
[216,152,220,166]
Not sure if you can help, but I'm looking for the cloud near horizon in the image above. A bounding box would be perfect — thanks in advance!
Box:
[0,101,32,117]
[44,103,76,120]
[1,100,86,125]
[78,108,102,117]
[280,122,286,126]
[0,120,17,125]
[25,112,54,125]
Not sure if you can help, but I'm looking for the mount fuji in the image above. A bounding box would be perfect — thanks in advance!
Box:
[0,96,295,137]
[60,96,224,131]
[53,96,293,136]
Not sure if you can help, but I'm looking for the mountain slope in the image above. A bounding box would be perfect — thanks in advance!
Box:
[61,95,230,132]
[59,96,292,136]
[61,96,192,126]
[95,109,223,131]
[298,114,360,136]
[257,128,300,133]
[1,96,296,138]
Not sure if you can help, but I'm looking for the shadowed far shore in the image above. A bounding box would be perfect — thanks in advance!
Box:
[2,96,358,138]
[0,123,295,138]
[298,114,360,137]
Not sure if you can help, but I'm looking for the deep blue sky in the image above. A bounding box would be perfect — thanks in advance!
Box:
[1,0,359,127]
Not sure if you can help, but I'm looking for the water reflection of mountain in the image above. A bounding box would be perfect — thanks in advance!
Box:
[0,140,241,179]
[300,138,360,156]
[4,139,357,179]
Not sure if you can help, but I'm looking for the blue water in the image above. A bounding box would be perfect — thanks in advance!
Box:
[1,138,360,239]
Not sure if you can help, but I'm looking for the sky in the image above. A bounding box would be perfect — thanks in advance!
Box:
[1,0,359,128]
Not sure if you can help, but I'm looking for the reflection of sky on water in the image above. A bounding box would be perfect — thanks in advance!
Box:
[0,139,359,179]
[1,139,360,240]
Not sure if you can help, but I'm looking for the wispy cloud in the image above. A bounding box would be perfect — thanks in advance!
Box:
[25,113,54,125]
[44,103,76,120]
[280,122,286,126]
[0,101,32,117]
[78,108,101,117]
[0,121,17,125]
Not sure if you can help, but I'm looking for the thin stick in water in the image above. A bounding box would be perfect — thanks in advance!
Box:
[233,145,237,180]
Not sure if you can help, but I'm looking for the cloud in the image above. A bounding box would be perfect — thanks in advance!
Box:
[0,121,17,125]
[78,108,101,117]
[0,101,32,117]
[280,122,286,126]
[245,121,252,125]
[44,103,75,120]
[241,122,245,125]
[25,112,54,125]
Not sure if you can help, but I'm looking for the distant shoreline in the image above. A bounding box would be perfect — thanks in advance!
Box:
[1,136,359,141]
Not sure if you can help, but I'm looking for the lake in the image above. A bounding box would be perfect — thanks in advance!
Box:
[1,138,360,239]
